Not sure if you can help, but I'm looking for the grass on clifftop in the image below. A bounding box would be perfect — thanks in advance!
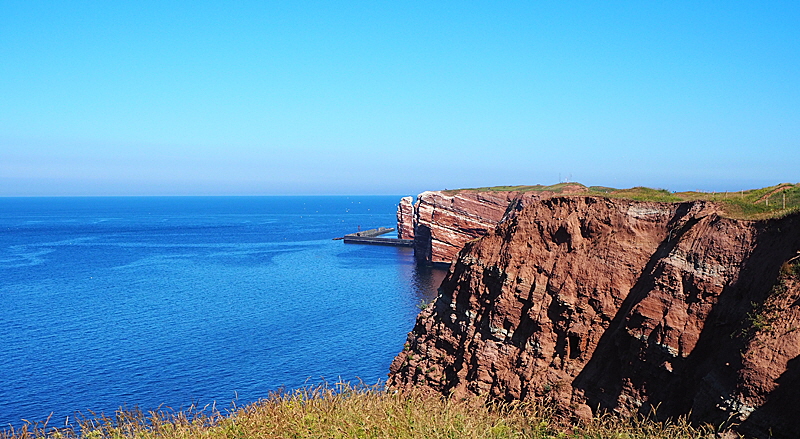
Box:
[449,183,800,220]
[2,383,723,439]
[445,183,586,194]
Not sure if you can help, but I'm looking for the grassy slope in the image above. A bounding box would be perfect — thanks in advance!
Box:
[449,183,800,220]
[3,384,720,439]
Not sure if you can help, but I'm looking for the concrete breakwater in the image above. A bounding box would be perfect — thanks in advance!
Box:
[347,227,394,238]
[340,227,414,247]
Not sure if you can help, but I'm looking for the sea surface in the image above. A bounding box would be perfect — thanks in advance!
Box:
[0,196,445,427]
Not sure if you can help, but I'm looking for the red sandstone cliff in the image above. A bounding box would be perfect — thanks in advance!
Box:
[389,196,800,438]
[396,196,415,240]
[397,185,587,265]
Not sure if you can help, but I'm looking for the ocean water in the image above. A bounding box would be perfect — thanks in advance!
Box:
[0,196,445,427]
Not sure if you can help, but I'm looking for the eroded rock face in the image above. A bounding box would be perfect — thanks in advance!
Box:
[409,190,518,265]
[397,196,415,240]
[389,196,800,438]
[397,186,587,265]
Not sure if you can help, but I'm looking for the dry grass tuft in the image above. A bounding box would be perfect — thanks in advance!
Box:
[1,382,726,439]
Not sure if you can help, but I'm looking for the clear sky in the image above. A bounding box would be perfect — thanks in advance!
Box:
[1,1,798,196]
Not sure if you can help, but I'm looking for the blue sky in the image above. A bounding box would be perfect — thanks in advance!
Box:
[1,1,798,196]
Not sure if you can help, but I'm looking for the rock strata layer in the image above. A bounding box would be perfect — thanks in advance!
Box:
[389,196,800,439]
[396,196,415,240]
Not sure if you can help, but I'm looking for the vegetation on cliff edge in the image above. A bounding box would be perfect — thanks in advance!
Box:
[2,383,725,439]
[448,182,800,220]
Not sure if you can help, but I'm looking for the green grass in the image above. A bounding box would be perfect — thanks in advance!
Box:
[446,183,800,220]
[594,186,681,203]
[443,183,587,194]
[1,383,722,439]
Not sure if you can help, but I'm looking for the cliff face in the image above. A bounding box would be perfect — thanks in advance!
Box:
[398,186,587,265]
[407,191,521,265]
[396,196,415,240]
[388,196,800,438]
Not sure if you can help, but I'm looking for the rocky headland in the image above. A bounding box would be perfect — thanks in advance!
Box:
[390,185,800,438]
[396,184,588,265]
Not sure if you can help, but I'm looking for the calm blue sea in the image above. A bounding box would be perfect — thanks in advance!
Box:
[0,196,444,427]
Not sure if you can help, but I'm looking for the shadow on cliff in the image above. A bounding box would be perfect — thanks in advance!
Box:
[740,354,800,438]
[571,203,703,410]
[572,209,800,434]
[414,224,433,265]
